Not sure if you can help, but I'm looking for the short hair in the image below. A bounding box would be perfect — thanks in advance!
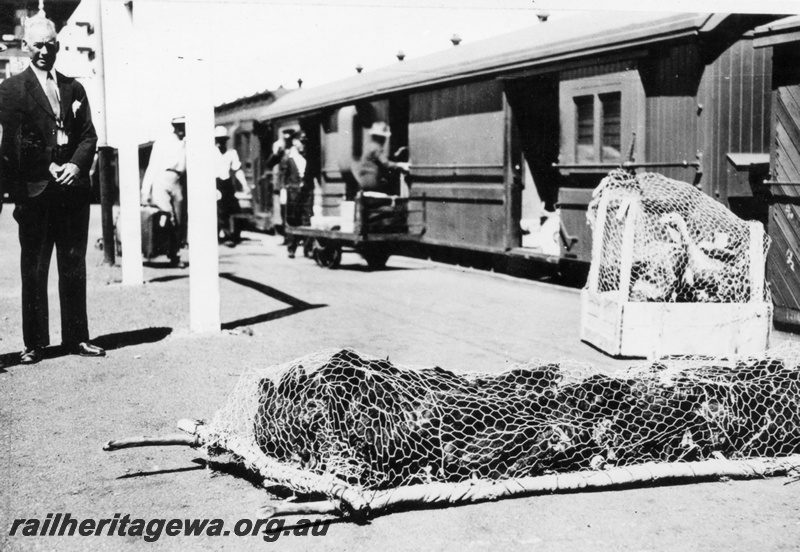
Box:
[23,16,57,42]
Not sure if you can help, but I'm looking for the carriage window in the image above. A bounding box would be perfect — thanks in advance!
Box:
[600,92,621,162]
[560,67,643,170]
[575,96,594,163]
[323,109,339,133]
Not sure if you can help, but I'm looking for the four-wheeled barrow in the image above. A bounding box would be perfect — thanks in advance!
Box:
[285,192,425,270]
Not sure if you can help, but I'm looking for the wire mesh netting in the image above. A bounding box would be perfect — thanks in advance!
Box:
[208,345,800,499]
[586,170,770,303]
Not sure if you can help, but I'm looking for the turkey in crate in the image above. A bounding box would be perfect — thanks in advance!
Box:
[580,170,772,358]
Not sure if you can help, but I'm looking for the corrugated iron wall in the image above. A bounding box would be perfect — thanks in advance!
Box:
[768,53,800,327]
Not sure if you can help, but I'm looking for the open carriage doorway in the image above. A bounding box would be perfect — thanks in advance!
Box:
[519,157,559,253]
[504,74,562,255]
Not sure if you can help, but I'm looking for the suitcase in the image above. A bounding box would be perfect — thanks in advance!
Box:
[361,195,409,233]
[140,206,176,259]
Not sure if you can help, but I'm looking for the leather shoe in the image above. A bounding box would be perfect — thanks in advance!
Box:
[170,256,188,269]
[67,342,106,357]
[20,348,44,364]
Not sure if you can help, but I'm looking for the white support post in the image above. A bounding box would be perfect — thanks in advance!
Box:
[618,199,639,302]
[99,0,142,286]
[183,55,220,333]
[748,220,766,303]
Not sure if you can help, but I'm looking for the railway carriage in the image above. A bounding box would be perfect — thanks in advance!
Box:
[223,12,800,324]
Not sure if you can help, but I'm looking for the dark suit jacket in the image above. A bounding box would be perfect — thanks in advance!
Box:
[0,67,97,201]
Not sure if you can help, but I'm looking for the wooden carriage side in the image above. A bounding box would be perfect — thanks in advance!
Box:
[245,13,785,298]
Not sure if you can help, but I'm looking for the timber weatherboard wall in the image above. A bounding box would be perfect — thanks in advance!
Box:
[641,41,703,185]
[407,80,507,250]
[696,36,772,203]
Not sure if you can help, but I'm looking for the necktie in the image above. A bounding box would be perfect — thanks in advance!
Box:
[45,72,60,118]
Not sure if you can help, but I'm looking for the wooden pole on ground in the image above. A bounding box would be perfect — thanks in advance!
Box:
[103,420,800,521]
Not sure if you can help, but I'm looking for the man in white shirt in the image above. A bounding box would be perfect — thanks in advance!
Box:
[141,117,187,266]
[214,125,249,245]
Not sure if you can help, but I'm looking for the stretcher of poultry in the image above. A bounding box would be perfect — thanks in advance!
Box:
[105,347,800,520]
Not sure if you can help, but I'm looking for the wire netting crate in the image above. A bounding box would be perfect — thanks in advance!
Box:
[580,170,772,358]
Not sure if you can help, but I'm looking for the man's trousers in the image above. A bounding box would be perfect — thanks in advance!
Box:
[13,184,91,349]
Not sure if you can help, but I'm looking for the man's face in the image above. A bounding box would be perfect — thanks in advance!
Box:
[24,24,59,72]
[172,124,186,140]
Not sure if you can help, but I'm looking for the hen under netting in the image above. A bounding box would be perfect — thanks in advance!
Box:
[586,170,770,303]
[208,347,800,495]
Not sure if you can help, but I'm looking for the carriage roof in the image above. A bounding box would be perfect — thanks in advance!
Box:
[260,12,729,121]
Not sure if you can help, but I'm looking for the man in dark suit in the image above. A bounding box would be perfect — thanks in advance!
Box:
[266,130,311,258]
[0,15,105,364]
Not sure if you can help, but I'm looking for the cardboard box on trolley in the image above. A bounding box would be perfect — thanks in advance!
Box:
[580,174,772,359]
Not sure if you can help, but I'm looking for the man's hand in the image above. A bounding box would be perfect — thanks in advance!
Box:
[54,163,80,186]
[49,162,61,180]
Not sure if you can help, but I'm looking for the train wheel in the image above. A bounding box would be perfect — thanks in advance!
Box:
[313,241,342,269]
[362,250,390,270]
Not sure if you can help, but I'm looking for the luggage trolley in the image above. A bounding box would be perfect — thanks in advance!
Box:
[286,192,425,270]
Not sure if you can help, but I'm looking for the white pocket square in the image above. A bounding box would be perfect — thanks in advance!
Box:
[72,100,81,116]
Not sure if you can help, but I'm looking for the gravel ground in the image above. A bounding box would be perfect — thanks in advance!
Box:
[1,206,800,551]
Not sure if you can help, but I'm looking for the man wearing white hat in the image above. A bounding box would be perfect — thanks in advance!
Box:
[141,116,187,266]
[214,125,249,245]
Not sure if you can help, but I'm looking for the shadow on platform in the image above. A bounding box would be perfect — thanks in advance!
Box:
[148,274,189,284]
[0,326,173,372]
[219,272,326,330]
[93,327,173,351]
[334,262,413,273]
[138,272,327,331]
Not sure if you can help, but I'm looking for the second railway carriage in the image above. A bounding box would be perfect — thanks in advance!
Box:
[754,16,800,331]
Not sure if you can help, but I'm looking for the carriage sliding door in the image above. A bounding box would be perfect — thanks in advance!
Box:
[408,80,506,250]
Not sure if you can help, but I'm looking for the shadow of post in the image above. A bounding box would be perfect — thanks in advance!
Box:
[219,273,326,330]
